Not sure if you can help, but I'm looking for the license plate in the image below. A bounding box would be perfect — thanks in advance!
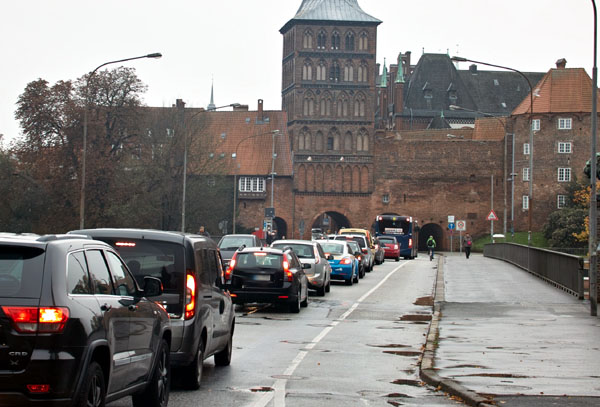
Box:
[253,274,271,281]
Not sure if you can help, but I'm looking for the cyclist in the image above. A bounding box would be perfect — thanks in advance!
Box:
[426,235,436,261]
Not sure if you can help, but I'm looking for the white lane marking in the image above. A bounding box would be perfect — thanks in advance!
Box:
[249,262,408,407]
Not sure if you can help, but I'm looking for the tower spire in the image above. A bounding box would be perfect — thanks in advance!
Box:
[207,78,216,111]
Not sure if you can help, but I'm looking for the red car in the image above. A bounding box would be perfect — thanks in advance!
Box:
[378,235,401,261]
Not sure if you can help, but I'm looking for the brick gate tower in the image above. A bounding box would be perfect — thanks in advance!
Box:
[280,0,382,236]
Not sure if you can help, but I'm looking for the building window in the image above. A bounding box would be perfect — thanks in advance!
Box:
[316,61,327,81]
[558,167,571,182]
[558,118,572,130]
[317,30,327,49]
[331,31,340,50]
[532,119,540,131]
[239,177,265,193]
[329,61,340,82]
[345,32,355,51]
[523,143,530,155]
[558,142,572,153]
[358,63,368,82]
[383,194,390,204]
[303,30,313,49]
[343,62,354,82]
[557,195,567,209]
[522,167,530,181]
[302,60,313,80]
[523,195,529,210]
[358,32,368,51]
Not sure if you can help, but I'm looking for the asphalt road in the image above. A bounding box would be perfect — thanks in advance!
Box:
[108,256,465,407]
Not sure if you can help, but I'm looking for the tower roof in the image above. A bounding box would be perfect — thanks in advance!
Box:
[281,0,381,33]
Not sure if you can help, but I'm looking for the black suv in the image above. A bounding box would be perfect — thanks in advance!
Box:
[70,229,235,390]
[0,234,171,407]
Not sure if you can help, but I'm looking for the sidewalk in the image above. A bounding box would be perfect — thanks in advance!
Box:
[420,252,600,406]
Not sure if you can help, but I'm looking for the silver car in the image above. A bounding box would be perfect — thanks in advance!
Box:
[271,239,332,296]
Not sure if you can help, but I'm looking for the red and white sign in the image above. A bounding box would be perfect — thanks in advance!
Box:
[487,210,499,221]
[456,220,466,231]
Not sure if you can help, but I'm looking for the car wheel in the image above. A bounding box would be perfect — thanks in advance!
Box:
[325,279,331,293]
[133,339,170,407]
[353,271,359,283]
[214,329,233,367]
[395,256,400,262]
[345,276,353,285]
[74,361,105,407]
[180,338,204,390]
[316,283,326,296]
[290,287,301,313]
[301,284,308,307]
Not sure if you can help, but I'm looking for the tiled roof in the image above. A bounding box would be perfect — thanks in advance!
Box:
[189,110,292,177]
[281,0,381,32]
[512,68,599,115]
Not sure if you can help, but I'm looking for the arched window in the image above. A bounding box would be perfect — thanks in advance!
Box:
[337,95,348,117]
[327,129,340,151]
[316,60,327,81]
[354,94,366,117]
[329,61,340,82]
[303,93,315,116]
[302,60,313,80]
[331,31,340,50]
[317,30,327,49]
[303,30,313,49]
[299,128,311,151]
[344,132,352,152]
[358,62,368,82]
[359,129,369,152]
[359,32,368,51]
[315,132,324,151]
[345,31,355,51]
[343,61,354,82]
[320,93,332,116]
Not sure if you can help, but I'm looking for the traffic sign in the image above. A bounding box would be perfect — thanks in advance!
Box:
[448,222,455,230]
[456,220,466,231]
[448,215,455,223]
[487,210,499,221]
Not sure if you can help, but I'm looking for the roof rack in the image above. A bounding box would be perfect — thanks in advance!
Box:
[36,234,92,242]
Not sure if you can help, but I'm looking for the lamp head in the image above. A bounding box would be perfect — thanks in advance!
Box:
[146,53,162,59]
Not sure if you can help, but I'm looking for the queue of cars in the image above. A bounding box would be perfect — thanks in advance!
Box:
[0,227,401,406]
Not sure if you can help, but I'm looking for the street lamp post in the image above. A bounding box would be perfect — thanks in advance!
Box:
[180,103,240,233]
[79,53,162,229]
[589,0,598,316]
[231,130,280,233]
[451,57,535,245]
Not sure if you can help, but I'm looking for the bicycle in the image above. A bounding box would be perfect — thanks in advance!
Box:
[428,247,434,261]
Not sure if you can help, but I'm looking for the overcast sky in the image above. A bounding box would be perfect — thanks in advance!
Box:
[0,0,595,145]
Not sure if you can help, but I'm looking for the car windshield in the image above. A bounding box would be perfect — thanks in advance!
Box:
[347,242,360,252]
[319,243,345,255]
[335,236,365,248]
[0,246,45,298]
[219,236,256,251]
[235,252,282,269]
[271,243,314,259]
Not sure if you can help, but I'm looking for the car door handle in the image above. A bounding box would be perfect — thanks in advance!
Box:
[128,304,138,311]
[203,295,212,299]
[100,303,112,312]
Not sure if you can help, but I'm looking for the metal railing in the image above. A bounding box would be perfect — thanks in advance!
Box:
[484,243,586,299]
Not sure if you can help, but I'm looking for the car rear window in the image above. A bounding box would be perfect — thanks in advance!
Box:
[236,252,282,269]
[271,243,314,259]
[335,236,365,248]
[379,237,396,244]
[98,238,184,293]
[0,246,45,298]
[319,243,344,255]
[219,236,256,251]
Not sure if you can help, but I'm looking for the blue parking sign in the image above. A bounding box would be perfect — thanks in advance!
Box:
[448,222,455,230]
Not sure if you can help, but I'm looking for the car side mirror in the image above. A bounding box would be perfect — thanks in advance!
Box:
[143,276,163,297]
[327,254,334,260]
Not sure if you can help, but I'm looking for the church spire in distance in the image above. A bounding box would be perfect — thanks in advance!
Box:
[207,78,216,111]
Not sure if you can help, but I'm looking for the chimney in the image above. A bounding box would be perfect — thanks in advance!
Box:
[258,99,264,120]
[555,58,567,69]
[175,99,186,109]
[469,64,478,74]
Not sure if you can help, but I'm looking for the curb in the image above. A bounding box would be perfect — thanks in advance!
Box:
[418,255,496,407]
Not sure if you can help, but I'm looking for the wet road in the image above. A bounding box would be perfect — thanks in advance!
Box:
[109,256,464,406]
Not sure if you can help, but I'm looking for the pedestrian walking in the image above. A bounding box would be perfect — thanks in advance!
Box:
[426,235,436,261]
[463,233,472,259]
[198,225,211,237]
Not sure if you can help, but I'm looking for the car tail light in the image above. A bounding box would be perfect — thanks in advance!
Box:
[362,248,368,254]
[2,306,69,334]
[409,238,413,248]
[27,384,50,393]
[184,271,196,320]
[356,255,362,261]
[283,255,293,282]
[340,257,352,265]
[394,244,399,250]
[115,241,136,247]
[225,252,237,281]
